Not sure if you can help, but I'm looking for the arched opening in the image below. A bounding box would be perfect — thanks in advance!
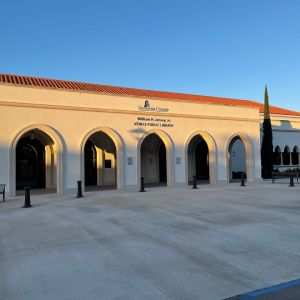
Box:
[83,131,117,190]
[140,133,167,187]
[273,146,282,165]
[228,136,247,182]
[15,129,58,193]
[292,146,299,165]
[187,135,209,184]
[158,143,167,182]
[84,141,97,186]
[185,131,217,185]
[283,146,291,165]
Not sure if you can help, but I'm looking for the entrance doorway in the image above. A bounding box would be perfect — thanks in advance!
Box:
[228,136,247,181]
[84,131,117,190]
[84,140,97,186]
[15,129,56,193]
[140,133,167,186]
[16,137,45,189]
[187,135,209,184]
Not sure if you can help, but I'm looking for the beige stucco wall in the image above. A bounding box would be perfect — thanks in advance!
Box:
[0,83,263,195]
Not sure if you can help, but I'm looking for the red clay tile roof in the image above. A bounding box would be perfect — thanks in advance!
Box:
[0,73,299,117]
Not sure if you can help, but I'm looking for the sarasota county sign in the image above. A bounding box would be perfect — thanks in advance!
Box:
[138,100,169,112]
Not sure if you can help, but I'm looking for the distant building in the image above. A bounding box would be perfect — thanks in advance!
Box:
[0,74,299,196]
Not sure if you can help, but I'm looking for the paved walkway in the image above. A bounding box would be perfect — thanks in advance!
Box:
[1,182,300,299]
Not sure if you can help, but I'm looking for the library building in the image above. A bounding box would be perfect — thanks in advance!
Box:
[0,74,299,197]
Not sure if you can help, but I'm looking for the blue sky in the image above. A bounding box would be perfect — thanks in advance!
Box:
[1,0,300,111]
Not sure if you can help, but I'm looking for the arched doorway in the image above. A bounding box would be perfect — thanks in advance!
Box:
[84,140,97,186]
[137,130,174,188]
[137,130,174,186]
[140,133,168,187]
[83,131,118,190]
[187,135,209,184]
[185,131,217,185]
[16,137,46,189]
[13,128,61,194]
[228,136,247,182]
[158,143,167,183]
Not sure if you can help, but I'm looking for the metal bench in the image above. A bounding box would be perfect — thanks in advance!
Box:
[0,184,5,202]
[272,172,299,183]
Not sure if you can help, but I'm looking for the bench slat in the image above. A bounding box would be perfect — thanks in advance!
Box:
[272,172,299,183]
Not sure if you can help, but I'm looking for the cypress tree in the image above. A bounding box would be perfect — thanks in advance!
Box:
[261,85,274,178]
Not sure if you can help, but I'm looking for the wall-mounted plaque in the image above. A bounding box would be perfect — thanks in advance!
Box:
[127,157,133,165]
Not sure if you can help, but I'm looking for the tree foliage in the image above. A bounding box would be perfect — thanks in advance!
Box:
[261,86,274,178]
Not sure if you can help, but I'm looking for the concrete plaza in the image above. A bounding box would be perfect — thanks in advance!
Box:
[1,182,300,300]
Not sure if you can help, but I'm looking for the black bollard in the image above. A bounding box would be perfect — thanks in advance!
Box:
[240,173,246,187]
[289,176,295,187]
[23,186,32,208]
[192,175,198,189]
[77,180,83,198]
[139,177,145,192]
